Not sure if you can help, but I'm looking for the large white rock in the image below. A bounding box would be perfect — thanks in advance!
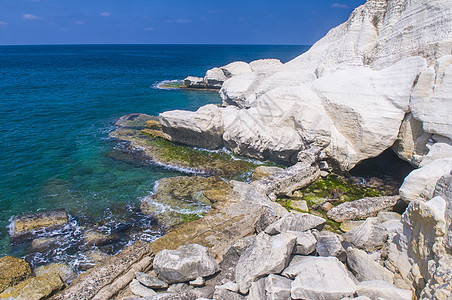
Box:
[289,257,357,300]
[220,61,252,78]
[153,244,219,284]
[234,232,297,294]
[346,247,394,282]
[356,280,412,300]
[204,67,227,89]
[264,274,292,300]
[399,158,452,202]
[264,212,325,235]
[344,217,388,252]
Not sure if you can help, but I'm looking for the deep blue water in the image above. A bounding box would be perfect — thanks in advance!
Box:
[0,44,309,268]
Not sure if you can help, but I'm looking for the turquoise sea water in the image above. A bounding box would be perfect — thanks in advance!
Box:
[0,45,309,268]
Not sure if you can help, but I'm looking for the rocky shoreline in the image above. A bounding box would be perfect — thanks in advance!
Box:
[1,0,452,299]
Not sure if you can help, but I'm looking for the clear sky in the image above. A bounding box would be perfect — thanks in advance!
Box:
[0,0,366,45]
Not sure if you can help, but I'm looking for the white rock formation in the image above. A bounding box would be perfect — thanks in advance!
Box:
[160,0,452,171]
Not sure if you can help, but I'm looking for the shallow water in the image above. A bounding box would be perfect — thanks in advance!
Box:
[0,44,310,268]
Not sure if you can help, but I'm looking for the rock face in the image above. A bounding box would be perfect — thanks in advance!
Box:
[0,256,32,293]
[356,280,412,300]
[326,196,401,222]
[234,232,296,294]
[289,257,357,300]
[9,209,68,238]
[0,273,64,300]
[157,0,452,171]
[153,244,219,284]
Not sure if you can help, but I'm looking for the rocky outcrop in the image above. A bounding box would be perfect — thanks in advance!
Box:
[263,212,325,235]
[158,0,452,172]
[0,273,65,300]
[9,209,69,238]
[0,256,32,293]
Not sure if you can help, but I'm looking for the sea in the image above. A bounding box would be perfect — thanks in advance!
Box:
[0,44,310,271]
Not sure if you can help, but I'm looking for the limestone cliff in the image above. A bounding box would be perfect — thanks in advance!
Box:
[159,0,452,172]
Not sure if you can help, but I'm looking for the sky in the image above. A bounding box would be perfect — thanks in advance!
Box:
[0,0,366,45]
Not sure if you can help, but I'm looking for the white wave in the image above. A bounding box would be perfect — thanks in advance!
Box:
[152,79,183,90]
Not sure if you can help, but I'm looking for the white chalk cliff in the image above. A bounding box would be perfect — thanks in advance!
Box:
[160,0,452,173]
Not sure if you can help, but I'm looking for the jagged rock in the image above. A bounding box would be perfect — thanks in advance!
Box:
[159,104,224,149]
[265,274,292,300]
[189,277,205,287]
[167,283,193,293]
[215,281,239,292]
[130,279,157,297]
[289,257,357,300]
[0,256,32,293]
[344,218,388,252]
[356,280,412,300]
[0,273,64,300]
[82,229,118,246]
[252,160,320,196]
[154,244,219,284]
[314,231,346,261]
[251,166,284,181]
[326,196,401,222]
[234,232,297,294]
[286,230,317,255]
[35,262,77,284]
[204,68,226,89]
[264,212,325,235]
[399,158,452,202]
[183,76,205,89]
[346,248,394,282]
[247,278,266,300]
[30,237,58,252]
[9,209,68,238]
[135,272,168,289]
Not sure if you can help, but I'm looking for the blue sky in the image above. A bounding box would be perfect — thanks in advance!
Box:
[0,0,366,45]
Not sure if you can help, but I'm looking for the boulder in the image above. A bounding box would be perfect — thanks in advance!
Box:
[159,104,224,149]
[399,158,452,202]
[247,277,266,300]
[346,248,394,282]
[129,279,157,297]
[344,218,388,252]
[289,257,357,300]
[220,61,251,78]
[183,76,205,89]
[0,256,32,293]
[189,277,205,287]
[340,220,365,232]
[291,200,309,212]
[213,288,244,300]
[314,231,346,261]
[326,196,402,222]
[265,274,292,300]
[82,229,118,246]
[234,232,297,294]
[286,230,317,255]
[204,67,226,89]
[356,280,412,300]
[9,209,68,238]
[167,283,193,293]
[0,273,64,300]
[252,160,321,196]
[34,262,77,284]
[251,166,284,181]
[153,244,219,284]
[264,212,325,235]
[135,272,168,289]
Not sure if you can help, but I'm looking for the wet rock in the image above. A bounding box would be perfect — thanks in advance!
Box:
[314,231,346,261]
[135,272,168,289]
[0,256,32,293]
[34,262,77,284]
[30,237,59,252]
[326,196,401,222]
[346,248,394,282]
[183,76,205,89]
[289,257,357,300]
[264,212,325,235]
[234,232,296,294]
[265,274,292,300]
[356,280,412,300]
[154,244,219,284]
[286,230,317,255]
[130,279,157,297]
[0,273,64,300]
[251,166,284,181]
[10,209,69,238]
[345,218,388,252]
[82,229,118,246]
[252,160,321,196]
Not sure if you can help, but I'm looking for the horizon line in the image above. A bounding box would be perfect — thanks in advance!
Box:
[0,43,311,47]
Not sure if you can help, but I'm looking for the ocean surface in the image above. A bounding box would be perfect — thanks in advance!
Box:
[0,44,310,270]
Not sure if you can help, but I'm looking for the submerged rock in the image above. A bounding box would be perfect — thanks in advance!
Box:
[251,166,284,181]
[0,256,32,293]
[10,209,69,238]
